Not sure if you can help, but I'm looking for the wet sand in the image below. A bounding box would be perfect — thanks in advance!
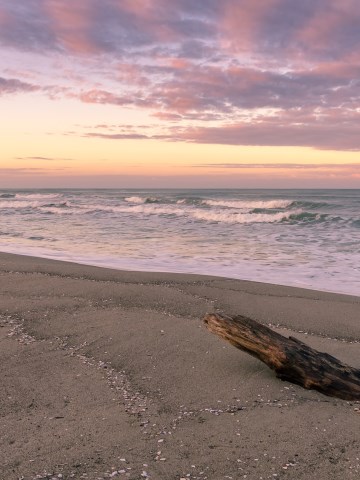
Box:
[0,252,359,480]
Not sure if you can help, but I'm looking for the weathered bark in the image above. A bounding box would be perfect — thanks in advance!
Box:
[203,313,360,401]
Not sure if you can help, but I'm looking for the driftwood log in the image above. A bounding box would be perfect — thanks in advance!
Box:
[203,313,360,401]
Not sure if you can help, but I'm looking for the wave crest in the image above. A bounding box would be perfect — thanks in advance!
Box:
[202,199,293,209]
[191,209,302,224]
[0,200,42,209]
[125,196,146,204]
[16,193,61,200]
[125,196,160,204]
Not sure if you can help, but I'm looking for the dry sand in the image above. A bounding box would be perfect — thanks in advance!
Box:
[0,252,359,480]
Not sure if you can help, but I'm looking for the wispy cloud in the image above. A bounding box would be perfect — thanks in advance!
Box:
[174,118,360,151]
[0,76,39,95]
[193,163,360,170]
[15,156,73,161]
[85,132,152,140]
[0,167,68,174]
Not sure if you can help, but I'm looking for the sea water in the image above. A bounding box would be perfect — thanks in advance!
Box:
[0,189,359,296]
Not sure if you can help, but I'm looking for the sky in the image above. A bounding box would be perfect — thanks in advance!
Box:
[1,0,360,188]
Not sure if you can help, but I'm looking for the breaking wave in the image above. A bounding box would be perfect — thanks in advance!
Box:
[0,200,71,211]
[0,200,43,209]
[60,203,186,217]
[202,199,294,209]
[15,193,61,200]
[125,196,160,204]
[191,209,302,224]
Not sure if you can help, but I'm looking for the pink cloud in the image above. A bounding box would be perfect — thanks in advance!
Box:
[152,112,184,121]
[118,0,185,42]
[310,61,360,81]
[0,77,39,95]
[1,0,360,152]
[120,0,159,18]
[85,132,151,140]
[116,63,150,87]
[0,7,9,25]
[44,0,100,54]
[296,1,360,56]
[80,104,360,151]
[0,167,68,174]
[193,163,360,171]
[219,0,283,50]
[166,57,191,69]
[175,115,360,151]
[79,89,130,106]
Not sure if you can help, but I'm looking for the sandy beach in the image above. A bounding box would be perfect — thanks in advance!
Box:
[0,252,359,480]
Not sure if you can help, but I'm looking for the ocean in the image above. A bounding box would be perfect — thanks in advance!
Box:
[0,188,359,296]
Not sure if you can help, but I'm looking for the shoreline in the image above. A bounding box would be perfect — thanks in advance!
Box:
[1,251,359,479]
[0,247,359,299]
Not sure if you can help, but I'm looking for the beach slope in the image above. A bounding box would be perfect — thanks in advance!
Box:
[0,253,359,480]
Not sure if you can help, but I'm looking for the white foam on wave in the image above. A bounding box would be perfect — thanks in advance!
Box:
[124,196,160,204]
[0,199,72,214]
[203,199,293,209]
[38,206,75,215]
[191,209,301,224]
[15,193,61,200]
[0,200,42,209]
[125,196,146,204]
[128,205,184,216]
[76,203,185,216]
